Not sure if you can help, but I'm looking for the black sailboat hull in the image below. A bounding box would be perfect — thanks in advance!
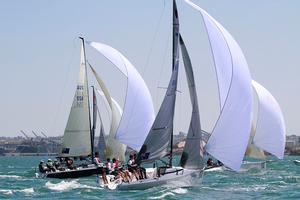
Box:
[38,166,103,179]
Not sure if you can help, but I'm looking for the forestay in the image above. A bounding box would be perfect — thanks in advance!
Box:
[88,41,155,151]
[185,0,253,171]
[59,42,92,157]
[179,35,204,169]
[252,80,286,159]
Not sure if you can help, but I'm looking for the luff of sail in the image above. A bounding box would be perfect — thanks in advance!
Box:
[138,0,180,164]
[252,80,286,159]
[90,64,126,162]
[185,0,253,171]
[88,41,155,151]
[179,35,204,169]
[59,41,92,157]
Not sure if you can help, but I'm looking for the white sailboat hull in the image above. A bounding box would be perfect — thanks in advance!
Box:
[205,161,266,172]
[101,167,203,190]
[240,161,266,171]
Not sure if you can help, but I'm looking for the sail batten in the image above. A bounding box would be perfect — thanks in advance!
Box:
[185,0,253,171]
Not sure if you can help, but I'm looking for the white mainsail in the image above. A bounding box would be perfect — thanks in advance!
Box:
[59,41,92,157]
[90,65,126,162]
[185,0,253,171]
[252,80,286,159]
[88,41,155,151]
[179,34,205,169]
[138,0,180,164]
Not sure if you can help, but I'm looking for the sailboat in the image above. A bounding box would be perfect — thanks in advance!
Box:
[36,38,105,178]
[241,80,286,170]
[206,79,286,172]
[84,0,262,190]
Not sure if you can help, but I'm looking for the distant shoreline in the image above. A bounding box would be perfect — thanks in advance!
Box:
[1,153,58,156]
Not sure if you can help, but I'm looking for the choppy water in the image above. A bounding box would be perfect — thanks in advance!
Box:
[0,156,299,199]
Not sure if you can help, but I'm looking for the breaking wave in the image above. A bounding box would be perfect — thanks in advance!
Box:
[45,180,100,192]
[147,187,187,199]
[0,175,22,179]
[0,188,34,195]
[172,187,188,194]
[148,192,175,199]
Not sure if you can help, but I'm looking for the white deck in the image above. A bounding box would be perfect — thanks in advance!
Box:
[99,167,204,190]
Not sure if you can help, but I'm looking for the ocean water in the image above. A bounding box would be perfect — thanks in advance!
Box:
[0,156,299,200]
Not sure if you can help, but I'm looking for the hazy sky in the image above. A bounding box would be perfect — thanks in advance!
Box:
[0,0,299,137]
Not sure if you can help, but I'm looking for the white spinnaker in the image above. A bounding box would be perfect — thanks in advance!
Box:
[59,42,91,157]
[252,80,286,159]
[185,0,253,171]
[90,65,126,162]
[88,41,155,151]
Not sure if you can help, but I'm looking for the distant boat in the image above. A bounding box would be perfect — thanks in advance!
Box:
[242,80,286,170]
[88,0,259,190]
[206,80,287,172]
[36,38,104,179]
[294,160,300,166]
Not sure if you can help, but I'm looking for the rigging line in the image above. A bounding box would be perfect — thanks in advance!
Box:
[50,37,77,135]
[141,0,166,76]
[155,25,172,110]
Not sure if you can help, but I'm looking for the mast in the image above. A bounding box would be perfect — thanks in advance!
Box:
[169,0,179,167]
[79,37,93,161]
[91,86,97,162]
